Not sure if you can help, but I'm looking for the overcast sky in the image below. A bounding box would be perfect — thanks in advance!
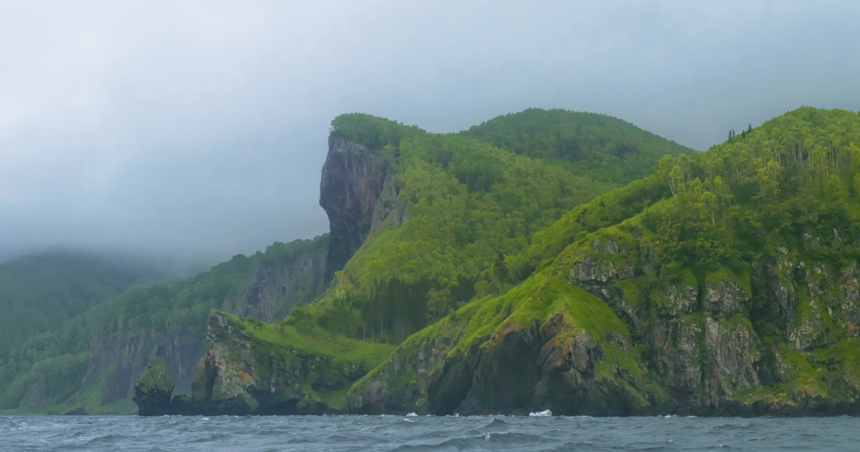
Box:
[1,1,859,265]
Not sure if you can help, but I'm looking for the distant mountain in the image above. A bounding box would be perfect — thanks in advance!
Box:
[0,237,328,414]
[0,252,172,360]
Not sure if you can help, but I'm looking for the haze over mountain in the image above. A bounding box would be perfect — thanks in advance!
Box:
[2,1,859,264]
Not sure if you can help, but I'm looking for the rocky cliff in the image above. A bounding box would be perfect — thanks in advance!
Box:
[77,327,205,409]
[144,311,392,415]
[222,251,327,322]
[319,135,407,280]
[131,132,413,415]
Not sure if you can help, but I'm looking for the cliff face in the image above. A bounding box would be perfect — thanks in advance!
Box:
[186,313,349,414]
[222,252,327,322]
[155,311,392,415]
[77,327,206,408]
[319,135,407,279]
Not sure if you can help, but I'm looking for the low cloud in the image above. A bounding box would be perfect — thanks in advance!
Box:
[1,0,858,263]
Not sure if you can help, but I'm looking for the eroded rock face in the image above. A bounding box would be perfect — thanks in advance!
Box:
[82,327,205,406]
[320,135,406,279]
[133,357,175,416]
[652,316,703,397]
[184,312,371,415]
[223,253,327,323]
[705,273,749,316]
[703,316,761,405]
[839,264,860,336]
[350,313,655,416]
[654,283,698,317]
[77,243,327,413]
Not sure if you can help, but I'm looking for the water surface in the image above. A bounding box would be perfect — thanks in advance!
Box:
[2,415,858,451]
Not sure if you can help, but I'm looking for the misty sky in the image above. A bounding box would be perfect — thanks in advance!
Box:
[1,1,859,264]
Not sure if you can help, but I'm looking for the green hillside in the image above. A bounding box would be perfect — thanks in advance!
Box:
[349,107,860,415]
[310,110,692,339]
[0,236,327,413]
[0,252,174,379]
[177,109,695,414]
[462,108,693,184]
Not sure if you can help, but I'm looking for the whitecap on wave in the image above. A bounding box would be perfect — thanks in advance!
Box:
[529,410,552,417]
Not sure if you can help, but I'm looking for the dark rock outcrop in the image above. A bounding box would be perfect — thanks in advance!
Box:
[133,357,175,416]
[349,312,662,416]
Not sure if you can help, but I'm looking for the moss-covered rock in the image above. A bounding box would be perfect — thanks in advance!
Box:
[132,357,174,416]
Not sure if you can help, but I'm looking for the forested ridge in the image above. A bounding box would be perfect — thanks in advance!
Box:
[346,107,860,416]
[461,108,692,184]
[0,236,327,413]
[307,110,692,341]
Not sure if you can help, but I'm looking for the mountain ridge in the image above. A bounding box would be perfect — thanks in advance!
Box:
[136,108,700,415]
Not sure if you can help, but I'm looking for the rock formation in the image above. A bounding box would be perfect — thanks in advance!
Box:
[133,357,174,416]
[319,135,407,280]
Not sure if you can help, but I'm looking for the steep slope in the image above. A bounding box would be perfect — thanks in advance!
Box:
[165,109,693,415]
[0,236,328,414]
[350,107,860,416]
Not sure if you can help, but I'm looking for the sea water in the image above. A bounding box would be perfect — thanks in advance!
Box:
[2,414,858,451]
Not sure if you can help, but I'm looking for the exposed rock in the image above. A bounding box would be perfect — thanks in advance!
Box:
[704,272,749,316]
[703,316,761,405]
[569,245,634,285]
[223,252,327,322]
[320,135,398,280]
[80,327,206,406]
[839,264,860,336]
[186,311,374,415]
[351,312,655,416]
[652,315,703,398]
[133,357,175,416]
[22,372,46,408]
[653,283,698,317]
[74,243,328,413]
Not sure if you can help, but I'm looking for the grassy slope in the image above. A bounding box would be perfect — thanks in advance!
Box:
[220,313,395,410]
